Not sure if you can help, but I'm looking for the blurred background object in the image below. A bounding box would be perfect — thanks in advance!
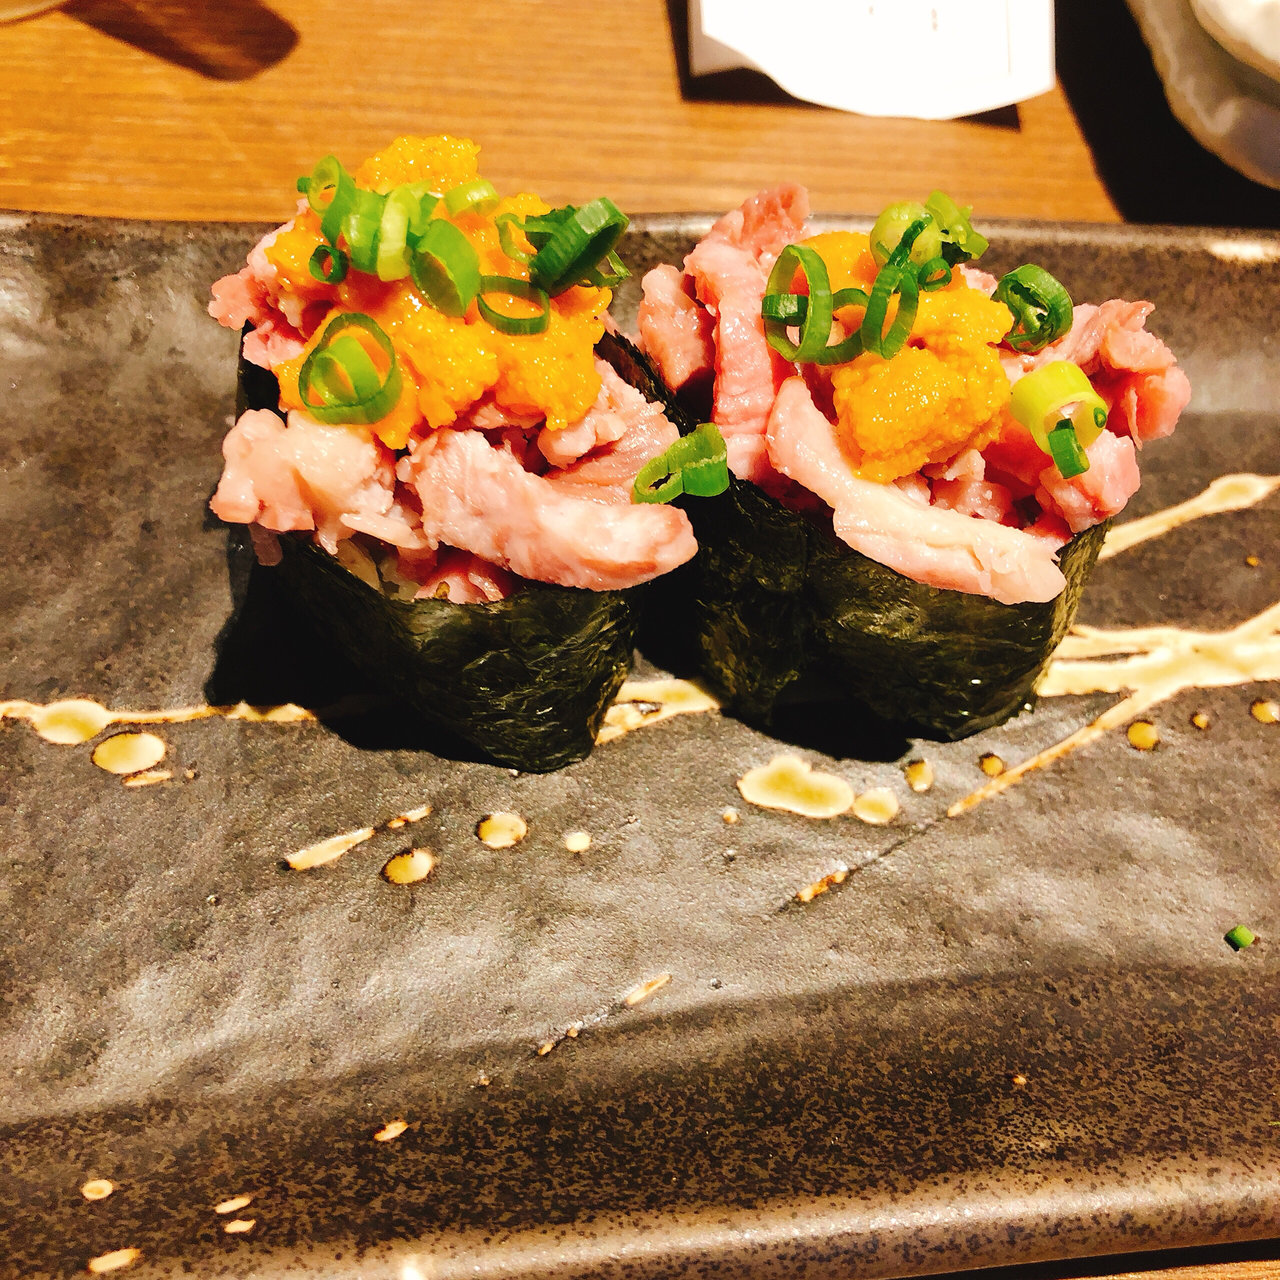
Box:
[1127,0,1280,189]
[0,0,1277,225]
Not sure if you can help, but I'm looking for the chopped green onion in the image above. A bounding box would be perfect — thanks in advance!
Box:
[1225,924,1257,951]
[1047,419,1090,478]
[994,264,1074,353]
[816,287,870,365]
[341,187,388,275]
[1009,360,1109,453]
[374,185,422,282]
[443,179,499,217]
[917,256,953,291]
[409,219,481,317]
[859,218,928,360]
[298,312,402,426]
[302,155,358,247]
[529,197,629,294]
[925,190,988,265]
[762,244,835,363]
[405,187,441,246]
[761,292,807,324]
[295,175,310,194]
[495,213,532,264]
[633,422,729,503]
[870,200,942,268]
[581,249,631,288]
[308,242,349,285]
[476,275,551,335]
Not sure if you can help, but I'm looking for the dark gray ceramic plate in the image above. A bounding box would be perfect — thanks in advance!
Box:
[1,213,1277,1280]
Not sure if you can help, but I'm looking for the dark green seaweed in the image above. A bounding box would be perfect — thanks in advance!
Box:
[684,474,1108,741]
[233,329,658,772]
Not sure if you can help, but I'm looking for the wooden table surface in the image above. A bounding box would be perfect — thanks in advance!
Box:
[0,1,1276,1278]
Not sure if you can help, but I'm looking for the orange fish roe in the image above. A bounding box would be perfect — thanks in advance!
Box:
[259,136,614,447]
[801,232,1015,484]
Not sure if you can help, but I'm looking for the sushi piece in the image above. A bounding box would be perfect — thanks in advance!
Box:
[208,136,704,770]
[636,188,1191,737]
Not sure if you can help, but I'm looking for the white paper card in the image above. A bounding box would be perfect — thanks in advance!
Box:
[688,0,1056,120]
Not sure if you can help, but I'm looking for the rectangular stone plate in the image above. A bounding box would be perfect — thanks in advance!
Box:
[1,212,1277,1279]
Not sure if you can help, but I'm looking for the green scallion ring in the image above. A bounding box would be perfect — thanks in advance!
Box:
[1009,360,1109,453]
[814,286,870,365]
[308,242,349,285]
[409,219,482,317]
[495,213,532,264]
[925,190,989,265]
[304,155,358,247]
[761,292,808,324]
[917,256,953,291]
[994,264,1074,353]
[870,200,942,268]
[1047,419,1091,478]
[341,187,388,275]
[632,422,729,503]
[582,249,631,288]
[444,178,500,218]
[374,185,422,282]
[297,312,402,426]
[529,197,629,294]
[762,244,835,363]
[859,219,928,359]
[477,275,551,335]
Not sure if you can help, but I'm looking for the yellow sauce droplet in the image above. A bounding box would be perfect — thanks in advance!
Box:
[1127,720,1160,750]
[214,1194,253,1215]
[476,1074,491,1087]
[1191,710,1212,730]
[536,1041,556,1057]
[80,1179,114,1201]
[563,830,591,853]
[121,769,172,789]
[381,848,437,884]
[721,806,740,824]
[852,787,900,825]
[287,826,376,871]
[91,732,166,775]
[387,803,433,829]
[477,812,527,849]
[31,699,112,744]
[978,753,1006,777]
[222,1219,255,1235]
[1251,698,1280,724]
[1245,554,1260,568]
[903,759,934,793]
[87,1249,141,1274]
[373,1120,408,1142]
[624,972,672,1006]
[737,755,854,819]
[796,866,848,903]
[1011,1073,1029,1088]
[597,678,718,744]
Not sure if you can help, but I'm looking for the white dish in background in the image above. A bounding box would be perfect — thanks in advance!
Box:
[1127,0,1280,188]
[1191,0,1280,83]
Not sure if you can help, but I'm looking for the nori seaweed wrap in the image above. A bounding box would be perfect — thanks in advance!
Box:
[683,475,1107,738]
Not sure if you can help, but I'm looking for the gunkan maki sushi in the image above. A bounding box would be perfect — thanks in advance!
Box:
[207,136,718,770]
[635,187,1191,737]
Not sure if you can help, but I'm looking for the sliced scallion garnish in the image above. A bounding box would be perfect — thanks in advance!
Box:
[303,155,358,246]
[1225,925,1257,951]
[1047,419,1090,478]
[495,212,532,264]
[925,190,988,265]
[476,275,551,335]
[409,219,482,317]
[298,312,402,426]
[994,264,1074,353]
[443,178,500,218]
[528,198,629,294]
[632,422,729,503]
[308,242,349,285]
[762,244,835,363]
[1009,360,1109,454]
[374,185,422,282]
[870,200,942,268]
[341,187,388,275]
[917,256,953,291]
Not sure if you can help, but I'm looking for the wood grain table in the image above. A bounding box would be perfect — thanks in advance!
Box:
[0,1,1276,1279]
